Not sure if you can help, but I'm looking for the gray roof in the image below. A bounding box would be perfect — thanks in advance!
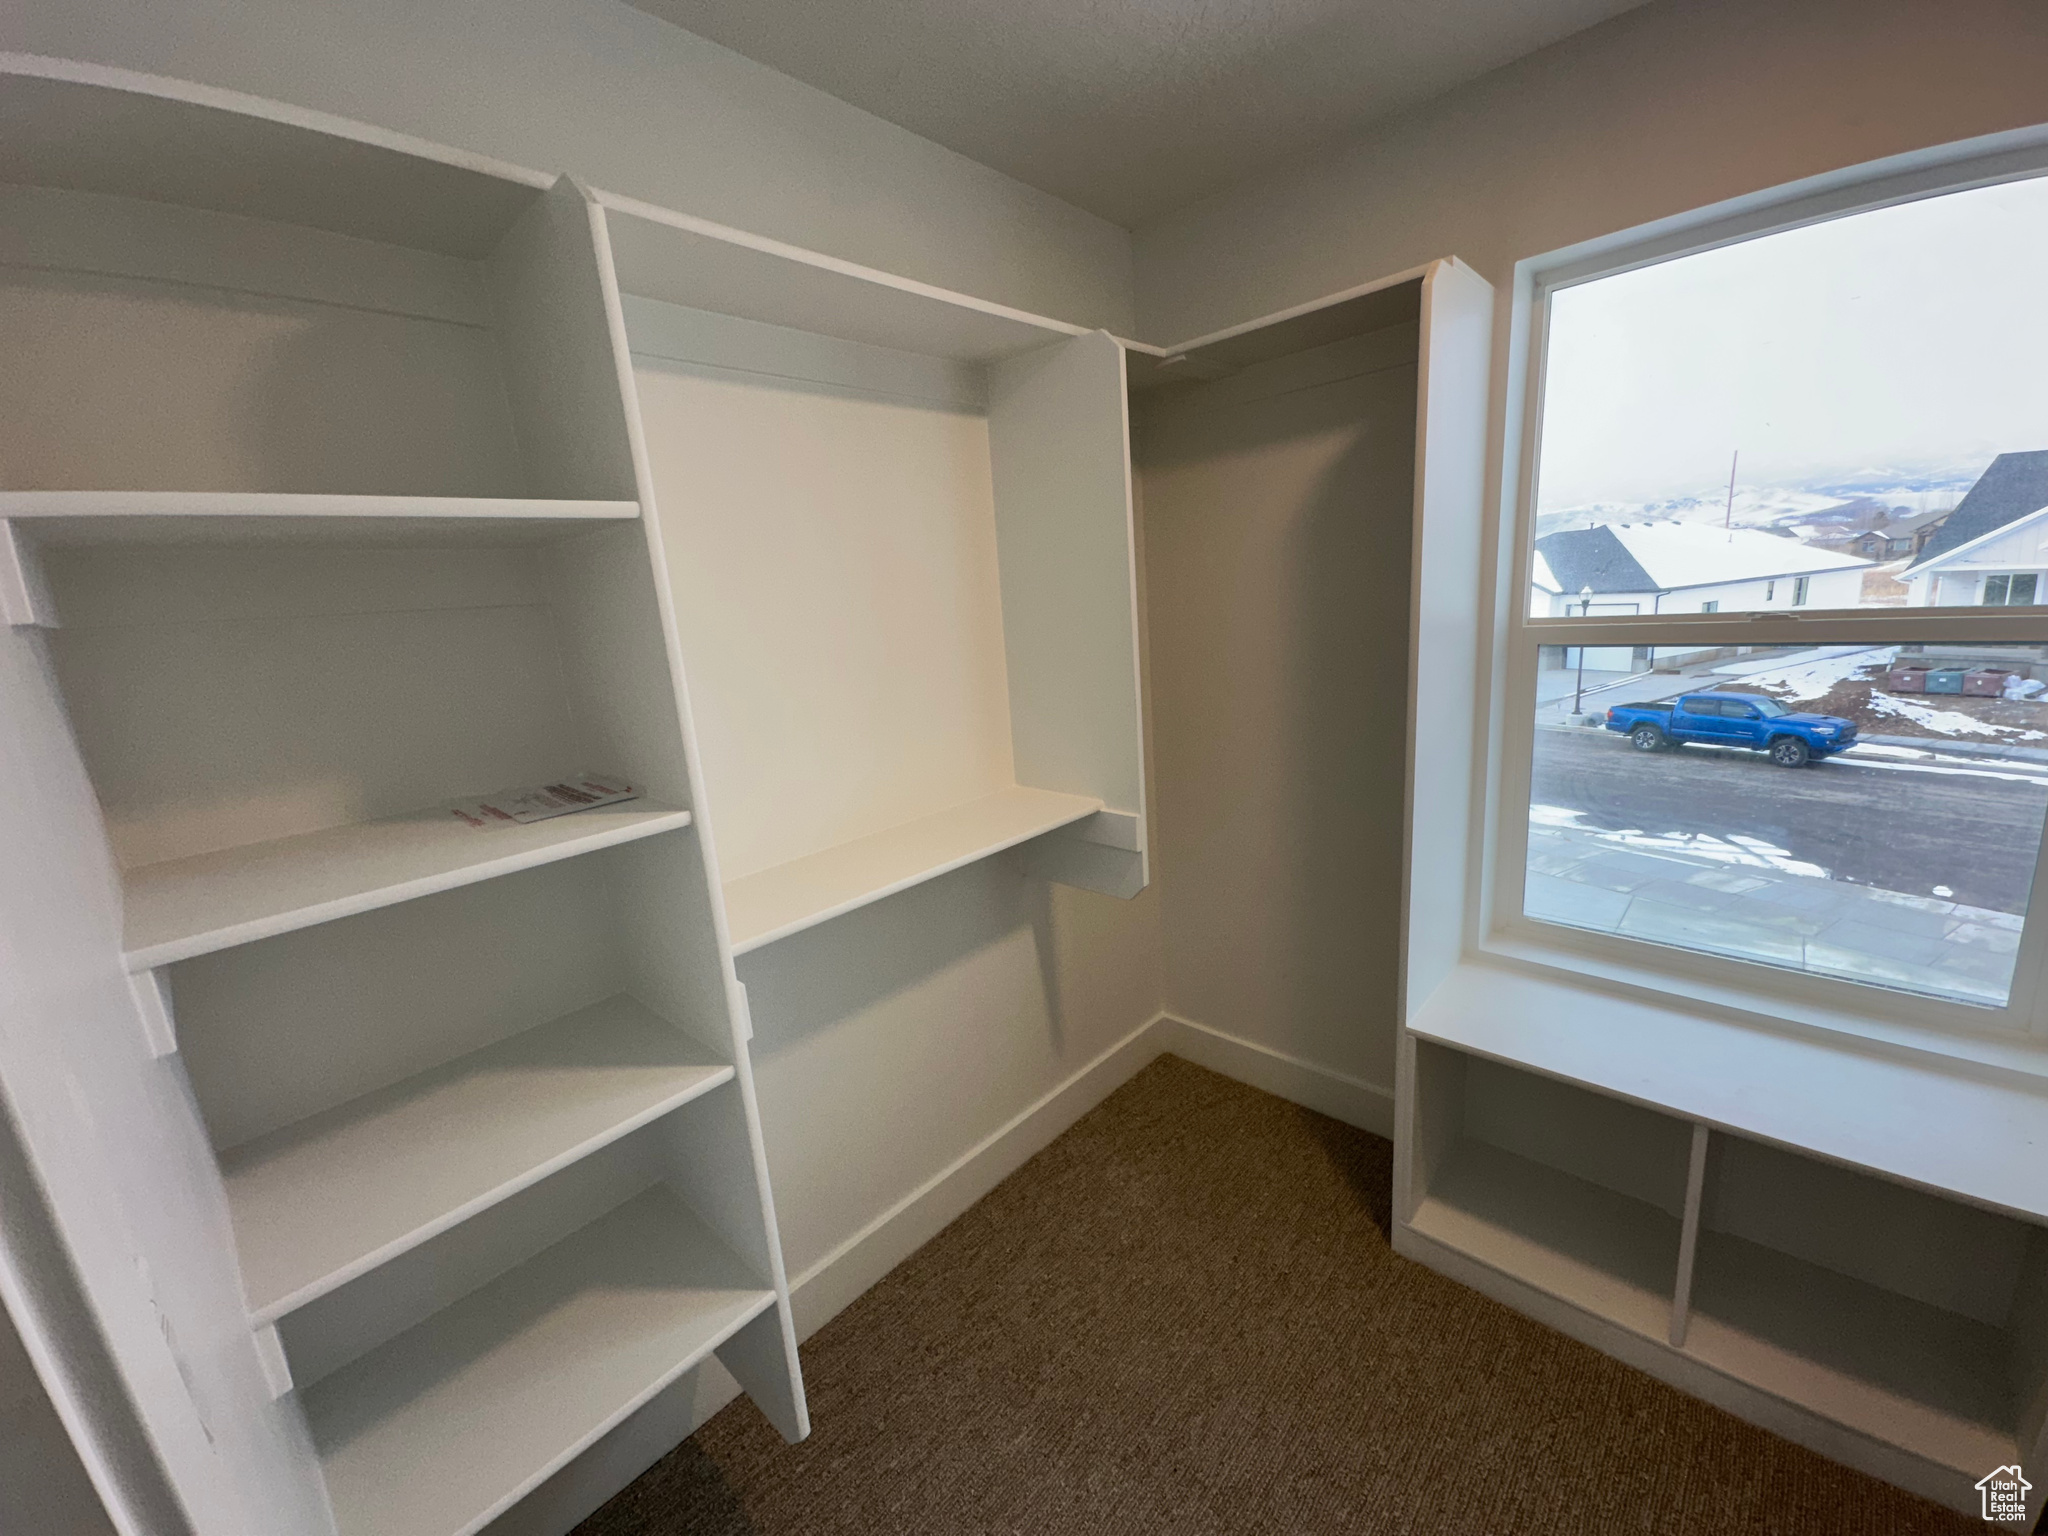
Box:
[1907,451,2048,570]
[1886,508,1948,535]
[1534,525,1661,595]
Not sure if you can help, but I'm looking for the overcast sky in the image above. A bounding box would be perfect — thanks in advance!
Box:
[1537,175,2048,512]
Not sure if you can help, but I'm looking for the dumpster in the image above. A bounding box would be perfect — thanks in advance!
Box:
[1926,668,1966,694]
[1965,668,2015,697]
[1887,665,1930,692]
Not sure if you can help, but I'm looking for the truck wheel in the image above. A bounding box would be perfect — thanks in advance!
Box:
[1630,725,1666,752]
[1769,737,1810,768]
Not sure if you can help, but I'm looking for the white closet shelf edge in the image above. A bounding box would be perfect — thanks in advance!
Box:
[593,187,1088,344]
[0,493,640,518]
[725,786,1103,955]
[224,994,734,1325]
[122,802,693,970]
[304,1185,774,1536]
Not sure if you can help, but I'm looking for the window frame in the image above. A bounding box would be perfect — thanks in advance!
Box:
[1484,129,2048,1058]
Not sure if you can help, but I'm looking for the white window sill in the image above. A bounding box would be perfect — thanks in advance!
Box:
[1415,951,2048,1221]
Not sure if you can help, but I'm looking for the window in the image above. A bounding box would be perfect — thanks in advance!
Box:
[1511,168,2048,1035]
[1528,177,2048,623]
[1524,643,2048,1009]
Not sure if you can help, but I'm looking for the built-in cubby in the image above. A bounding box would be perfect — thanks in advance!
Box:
[598,193,1150,952]
[1686,1132,2048,1479]
[1406,1045,1691,1341]
[1398,1028,2048,1518]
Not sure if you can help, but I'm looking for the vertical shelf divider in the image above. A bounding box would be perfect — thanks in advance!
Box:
[1669,1122,1711,1347]
[580,180,812,1447]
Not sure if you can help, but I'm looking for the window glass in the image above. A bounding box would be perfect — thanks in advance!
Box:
[1527,642,2048,1006]
[1531,179,2048,618]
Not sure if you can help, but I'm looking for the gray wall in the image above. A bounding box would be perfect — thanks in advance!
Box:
[1139,330,1420,1093]
[1134,0,2048,342]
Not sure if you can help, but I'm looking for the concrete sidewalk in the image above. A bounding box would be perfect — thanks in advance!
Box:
[1525,817,2022,1004]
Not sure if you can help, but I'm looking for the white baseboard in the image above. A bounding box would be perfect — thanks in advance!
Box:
[1156,1014,1396,1138]
[787,1011,1394,1338]
[787,1009,1175,1339]
[485,1009,1390,1535]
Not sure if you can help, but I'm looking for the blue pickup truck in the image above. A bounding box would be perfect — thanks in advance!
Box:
[1603,692,1858,767]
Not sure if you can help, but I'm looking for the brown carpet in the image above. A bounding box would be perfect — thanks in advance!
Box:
[576,1054,1980,1535]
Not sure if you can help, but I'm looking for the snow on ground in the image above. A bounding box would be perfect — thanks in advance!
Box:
[1528,803,1832,879]
[1838,748,2048,787]
[1708,644,2048,739]
[1710,645,1894,697]
[1862,691,2047,740]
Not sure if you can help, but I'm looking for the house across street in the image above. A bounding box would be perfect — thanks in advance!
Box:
[1903,449,2048,606]
[1532,521,1871,670]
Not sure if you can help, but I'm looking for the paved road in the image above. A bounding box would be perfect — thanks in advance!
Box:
[1530,726,2048,914]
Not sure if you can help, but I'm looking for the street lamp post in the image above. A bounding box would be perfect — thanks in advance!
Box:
[1571,587,1594,718]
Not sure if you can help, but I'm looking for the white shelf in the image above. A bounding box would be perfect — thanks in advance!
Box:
[123,801,692,970]
[1684,1230,2016,1476]
[723,786,1101,954]
[1408,1138,1681,1342]
[599,189,1087,363]
[302,1186,773,1536]
[1411,961,2048,1222]
[1165,269,1427,370]
[0,54,549,258]
[0,492,640,546]
[222,995,732,1323]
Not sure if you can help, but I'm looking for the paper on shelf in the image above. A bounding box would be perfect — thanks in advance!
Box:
[448,776,639,829]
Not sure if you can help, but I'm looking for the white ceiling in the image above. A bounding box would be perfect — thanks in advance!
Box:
[626,0,1651,226]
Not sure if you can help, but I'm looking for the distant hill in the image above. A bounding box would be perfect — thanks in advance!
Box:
[1534,463,1981,543]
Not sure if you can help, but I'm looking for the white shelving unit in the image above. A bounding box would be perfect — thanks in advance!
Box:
[1397,1029,2048,1517]
[0,54,806,1536]
[596,190,1150,950]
